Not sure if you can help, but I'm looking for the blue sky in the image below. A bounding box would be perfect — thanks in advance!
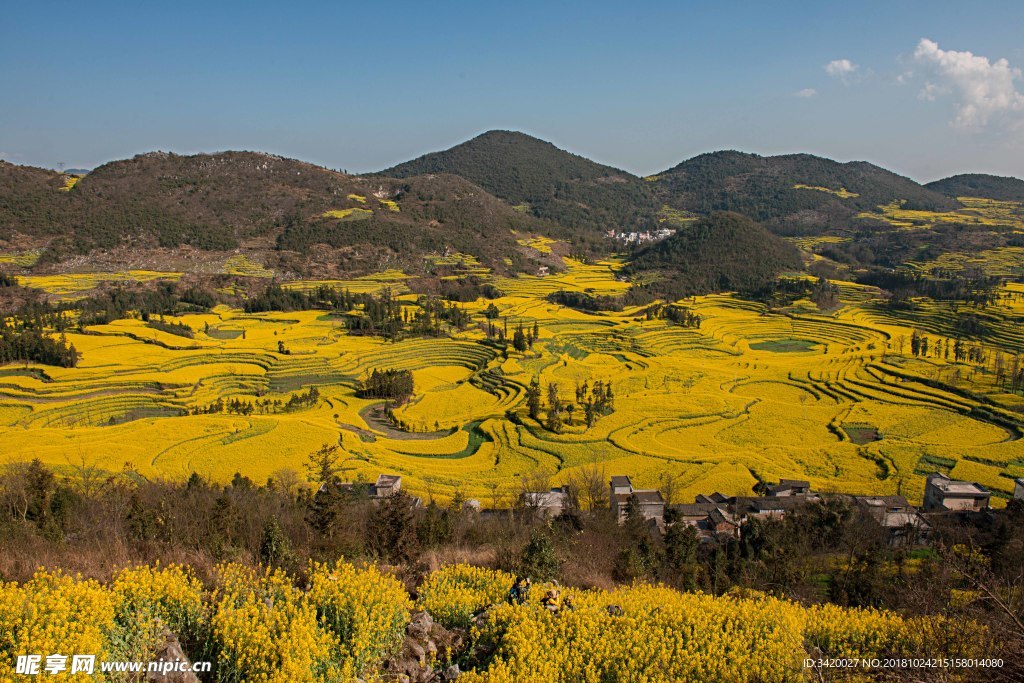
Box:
[2,1,1023,180]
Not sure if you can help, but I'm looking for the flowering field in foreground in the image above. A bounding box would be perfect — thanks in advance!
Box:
[0,561,993,682]
[0,561,410,683]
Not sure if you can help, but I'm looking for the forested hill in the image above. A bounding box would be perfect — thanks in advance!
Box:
[0,152,553,272]
[624,211,802,296]
[650,151,960,235]
[925,173,1024,202]
[379,130,660,234]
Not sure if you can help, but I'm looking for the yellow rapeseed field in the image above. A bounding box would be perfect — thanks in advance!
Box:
[0,561,990,683]
[3,254,1024,505]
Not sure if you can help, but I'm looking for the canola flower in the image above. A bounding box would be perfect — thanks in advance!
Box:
[4,252,1024,504]
[417,564,514,629]
[461,585,809,683]
[306,560,411,677]
[0,570,115,682]
[0,561,996,682]
[110,564,206,662]
[460,584,994,683]
[210,563,337,683]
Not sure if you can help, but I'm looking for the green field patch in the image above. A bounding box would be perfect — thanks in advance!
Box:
[392,421,492,459]
[206,327,244,340]
[267,372,351,394]
[914,453,957,476]
[106,406,186,426]
[842,423,881,445]
[749,339,819,353]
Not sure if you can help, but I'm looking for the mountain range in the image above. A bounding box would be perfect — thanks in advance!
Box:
[1,131,1021,295]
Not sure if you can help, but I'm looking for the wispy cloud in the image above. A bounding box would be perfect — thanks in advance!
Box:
[824,59,858,83]
[913,38,1024,129]
[794,88,817,98]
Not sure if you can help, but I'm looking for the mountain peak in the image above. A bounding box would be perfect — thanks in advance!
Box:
[380,131,657,233]
[925,173,1024,202]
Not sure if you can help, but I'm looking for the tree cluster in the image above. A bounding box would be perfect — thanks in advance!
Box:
[0,320,78,367]
[190,386,320,416]
[357,369,414,403]
[526,377,615,432]
[644,303,702,328]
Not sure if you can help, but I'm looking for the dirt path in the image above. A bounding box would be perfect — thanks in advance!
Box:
[357,403,456,440]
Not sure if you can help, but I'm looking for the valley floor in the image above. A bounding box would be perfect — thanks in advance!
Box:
[2,261,1024,506]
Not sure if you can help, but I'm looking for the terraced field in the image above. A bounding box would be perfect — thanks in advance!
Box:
[4,258,1024,506]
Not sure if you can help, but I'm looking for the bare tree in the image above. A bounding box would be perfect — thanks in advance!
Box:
[518,468,553,515]
[659,470,679,506]
[268,468,302,496]
[569,462,608,511]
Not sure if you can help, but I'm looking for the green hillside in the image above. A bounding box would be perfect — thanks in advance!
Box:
[381,130,659,234]
[926,173,1024,202]
[652,151,960,235]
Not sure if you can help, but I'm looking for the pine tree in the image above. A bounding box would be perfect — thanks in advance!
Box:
[526,377,542,420]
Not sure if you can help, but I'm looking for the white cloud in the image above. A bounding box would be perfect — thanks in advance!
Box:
[794,88,817,98]
[824,59,858,83]
[919,82,949,102]
[913,38,1024,129]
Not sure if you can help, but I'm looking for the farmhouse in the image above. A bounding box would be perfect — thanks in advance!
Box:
[853,495,931,547]
[317,473,418,505]
[923,472,990,512]
[766,479,813,497]
[610,476,634,497]
[732,496,807,520]
[375,474,402,497]
[519,486,571,519]
[668,487,927,548]
[609,476,665,526]
[673,502,739,541]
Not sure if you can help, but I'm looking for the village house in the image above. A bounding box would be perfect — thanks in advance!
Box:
[732,496,809,520]
[610,476,633,497]
[1015,478,1024,501]
[766,479,814,497]
[375,474,402,497]
[923,472,990,512]
[609,476,665,527]
[519,486,571,519]
[668,482,822,542]
[673,501,739,541]
[317,473,419,505]
[853,495,931,547]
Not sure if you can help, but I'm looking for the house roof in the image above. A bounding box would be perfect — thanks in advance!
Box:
[610,476,632,488]
[521,489,568,508]
[613,490,664,505]
[877,511,929,529]
[927,472,989,498]
[767,479,811,494]
[695,492,731,504]
[376,474,401,488]
[856,495,912,509]
[707,508,737,527]
[674,503,720,517]
[733,496,806,513]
